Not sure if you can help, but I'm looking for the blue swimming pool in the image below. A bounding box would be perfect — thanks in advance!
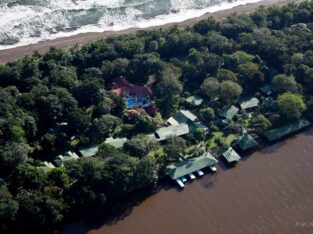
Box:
[127,98,135,108]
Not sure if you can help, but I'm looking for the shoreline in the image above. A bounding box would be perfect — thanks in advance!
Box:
[0,0,299,64]
[63,126,313,234]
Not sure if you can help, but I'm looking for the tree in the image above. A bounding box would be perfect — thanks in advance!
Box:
[199,108,215,122]
[89,114,120,142]
[0,188,19,233]
[133,156,159,189]
[272,74,300,94]
[164,136,186,162]
[74,80,103,107]
[220,81,243,103]
[133,112,158,134]
[16,191,65,233]
[124,135,158,158]
[155,65,182,117]
[238,62,264,89]
[200,77,220,100]
[217,69,237,82]
[47,167,70,188]
[68,108,91,134]
[278,92,307,121]
[250,114,272,134]
[0,143,31,177]
[9,164,46,193]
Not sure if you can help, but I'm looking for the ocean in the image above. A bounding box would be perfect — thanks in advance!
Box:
[0,0,262,50]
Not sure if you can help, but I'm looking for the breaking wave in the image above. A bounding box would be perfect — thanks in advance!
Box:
[0,0,262,50]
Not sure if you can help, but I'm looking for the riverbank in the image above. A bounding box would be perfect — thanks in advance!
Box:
[0,0,300,64]
[63,127,313,234]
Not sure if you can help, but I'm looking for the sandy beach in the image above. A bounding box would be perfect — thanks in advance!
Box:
[0,0,300,64]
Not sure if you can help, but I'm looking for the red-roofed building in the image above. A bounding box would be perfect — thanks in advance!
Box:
[109,76,152,96]
[109,76,158,117]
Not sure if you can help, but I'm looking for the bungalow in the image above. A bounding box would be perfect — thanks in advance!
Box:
[222,147,241,164]
[39,161,56,172]
[260,83,273,96]
[155,123,190,141]
[104,137,127,149]
[185,96,203,106]
[54,151,79,167]
[168,110,198,126]
[219,105,239,121]
[109,76,158,116]
[264,119,311,142]
[237,130,259,151]
[166,152,218,181]
[79,145,99,158]
[239,97,259,111]
[264,97,278,111]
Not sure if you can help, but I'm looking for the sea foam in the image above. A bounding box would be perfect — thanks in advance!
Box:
[0,0,263,50]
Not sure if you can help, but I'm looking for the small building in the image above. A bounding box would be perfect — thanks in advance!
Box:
[79,145,99,158]
[39,161,56,172]
[216,118,229,128]
[166,152,218,180]
[145,133,157,141]
[155,123,190,141]
[222,147,241,164]
[260,84,273,96]
[54,151,79,167]
[264,97,278,111]
[237,130,259,151]
[109,76,158,116]
[104,137,127,149]
[219,105,239,121]
[264,119,311,142]
[167,117,180,126]
[171,110,198,125]
[185,96,203,106]
[239,97,259,110]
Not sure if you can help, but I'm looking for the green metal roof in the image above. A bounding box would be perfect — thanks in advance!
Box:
[260,84,273,95]
[186,96,203,106]
[264,97,278,110]
[264,119,311,142]
[240,97,259,110]
[54,151,79,167]
[104,137,127,148]
[155,123,190,141]
[145,133,157,141]
[237,130,259,150]
[222,147,241,163]
[79,145,99,157]
[172,110,197,124]
[166,152,218,180]
[219,105,239,120]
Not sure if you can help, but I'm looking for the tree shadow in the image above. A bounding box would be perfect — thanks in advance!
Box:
[62,185,164,234]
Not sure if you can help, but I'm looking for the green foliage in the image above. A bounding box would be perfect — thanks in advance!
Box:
[250,114,272,134]
[2,2,313,232]
[220,80,243,103]
[0,188,19,233]
[199,107,215,122]
[200,77,220,100]
[272,74,300,94]
[278,92,307,121]
[124,135,158,158]
[164,136,186,162]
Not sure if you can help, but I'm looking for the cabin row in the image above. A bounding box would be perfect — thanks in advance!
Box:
[165,118,311,189]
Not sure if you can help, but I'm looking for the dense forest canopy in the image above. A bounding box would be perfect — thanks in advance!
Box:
[1,1,313,233]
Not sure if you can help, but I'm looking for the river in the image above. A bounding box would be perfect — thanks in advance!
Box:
[63,127,313,234]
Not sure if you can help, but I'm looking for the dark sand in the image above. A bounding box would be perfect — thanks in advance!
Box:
[0,0,300,64]
[63,127,313,234]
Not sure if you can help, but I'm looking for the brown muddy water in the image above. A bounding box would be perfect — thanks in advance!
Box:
[63,128,313,234]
